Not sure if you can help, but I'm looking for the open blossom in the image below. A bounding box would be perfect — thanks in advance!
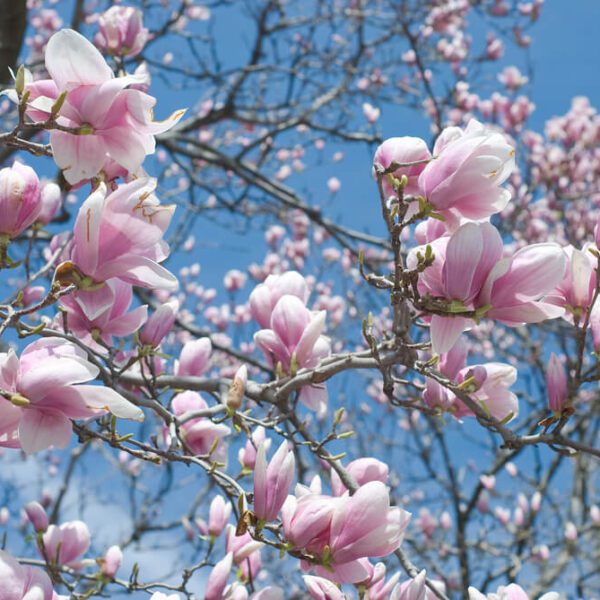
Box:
[41,520,90,567]
[545,244,596,323]
[409,221,566,353]
[64,178,177,319]
[253,440,295,522]
[17,29,184,184]
[225,524,263,580]
[59,279,148,348]
[94,6,149,57]
[254,294,331,415]
[175,338,212,377]
[169,391,230,463]
[249,271,309,328]
[0,549,54,600]
[372,136,431,197]
[418,119,515,222]
[0,338,143,454]
[423,340,519,421]
[0,161,41,238]
[282,481,410,584]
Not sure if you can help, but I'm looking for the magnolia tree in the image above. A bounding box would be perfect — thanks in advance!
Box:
[0,0,598,599]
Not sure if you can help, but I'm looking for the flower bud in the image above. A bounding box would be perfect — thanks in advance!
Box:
[546,353,568,414]
[140,299,179,347]
[226,364,247,411]
[95,6,149,58]
[0,162,41,238]
[24,501,48,533]
[101,545,122,578]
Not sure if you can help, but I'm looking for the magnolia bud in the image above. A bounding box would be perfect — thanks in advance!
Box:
[24,501,48,532]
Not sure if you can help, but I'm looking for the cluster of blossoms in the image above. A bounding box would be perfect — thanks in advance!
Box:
[0,1,586,598]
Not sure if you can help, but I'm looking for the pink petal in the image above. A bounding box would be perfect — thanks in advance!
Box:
[19,409,72,454]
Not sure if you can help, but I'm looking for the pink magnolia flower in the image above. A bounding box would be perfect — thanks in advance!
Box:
[175,338,212,377]
[409,222,566,353]
[364,562,401,600]
[66,178,177,316]
[238,426,271,470]
[59,279,148,348]
[546,353,568,414]
[0,549,54,600]
[390,570,426,600]
[0,338,143,454]
[423,340,519,421]
[330,457,389,496]
[372,136,431,197]
[303,575,347,600]
[205,552,233,600]
[225,524,263,580]
[140,298,179,347]
[207,495,232,537]
[19,29,184,184]
[249,271,309,329]
[545,244,596,323]
[418,119,515,221]
[254,295,331,415]
[95,6,149,58]
[0,161,41,238]
[170,391,230,462]
[283,482,410,584]
[41,520,90,567]
[253,440,295,522]
[101,545,122,578]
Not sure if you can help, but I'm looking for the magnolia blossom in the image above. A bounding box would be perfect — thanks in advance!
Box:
[207,495,232,537]
[254,294,330,415]
[175,338,212,377]
[59,279,148,348]
[205,552,233,600]
[418,119,515,222]
[423,340,519,421]
[330,457,389,496]
[41,520,90,567]
[0,338,143,454]
[169,391,230,463]
[63,178,177,321]
[253,440,295,522]
[37,181,62,225]
[373,136,431,197]
[101,545,123,578]
[94,6,149,57]
[0,549,54,600]
[409,221,566,353]
[225,524,263,581]
[0,161,41,238]
[17,29,184,184]
[546,244,596,323]
[282,481,410,584]
[249,271,309,328]
[364,562,401,600]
